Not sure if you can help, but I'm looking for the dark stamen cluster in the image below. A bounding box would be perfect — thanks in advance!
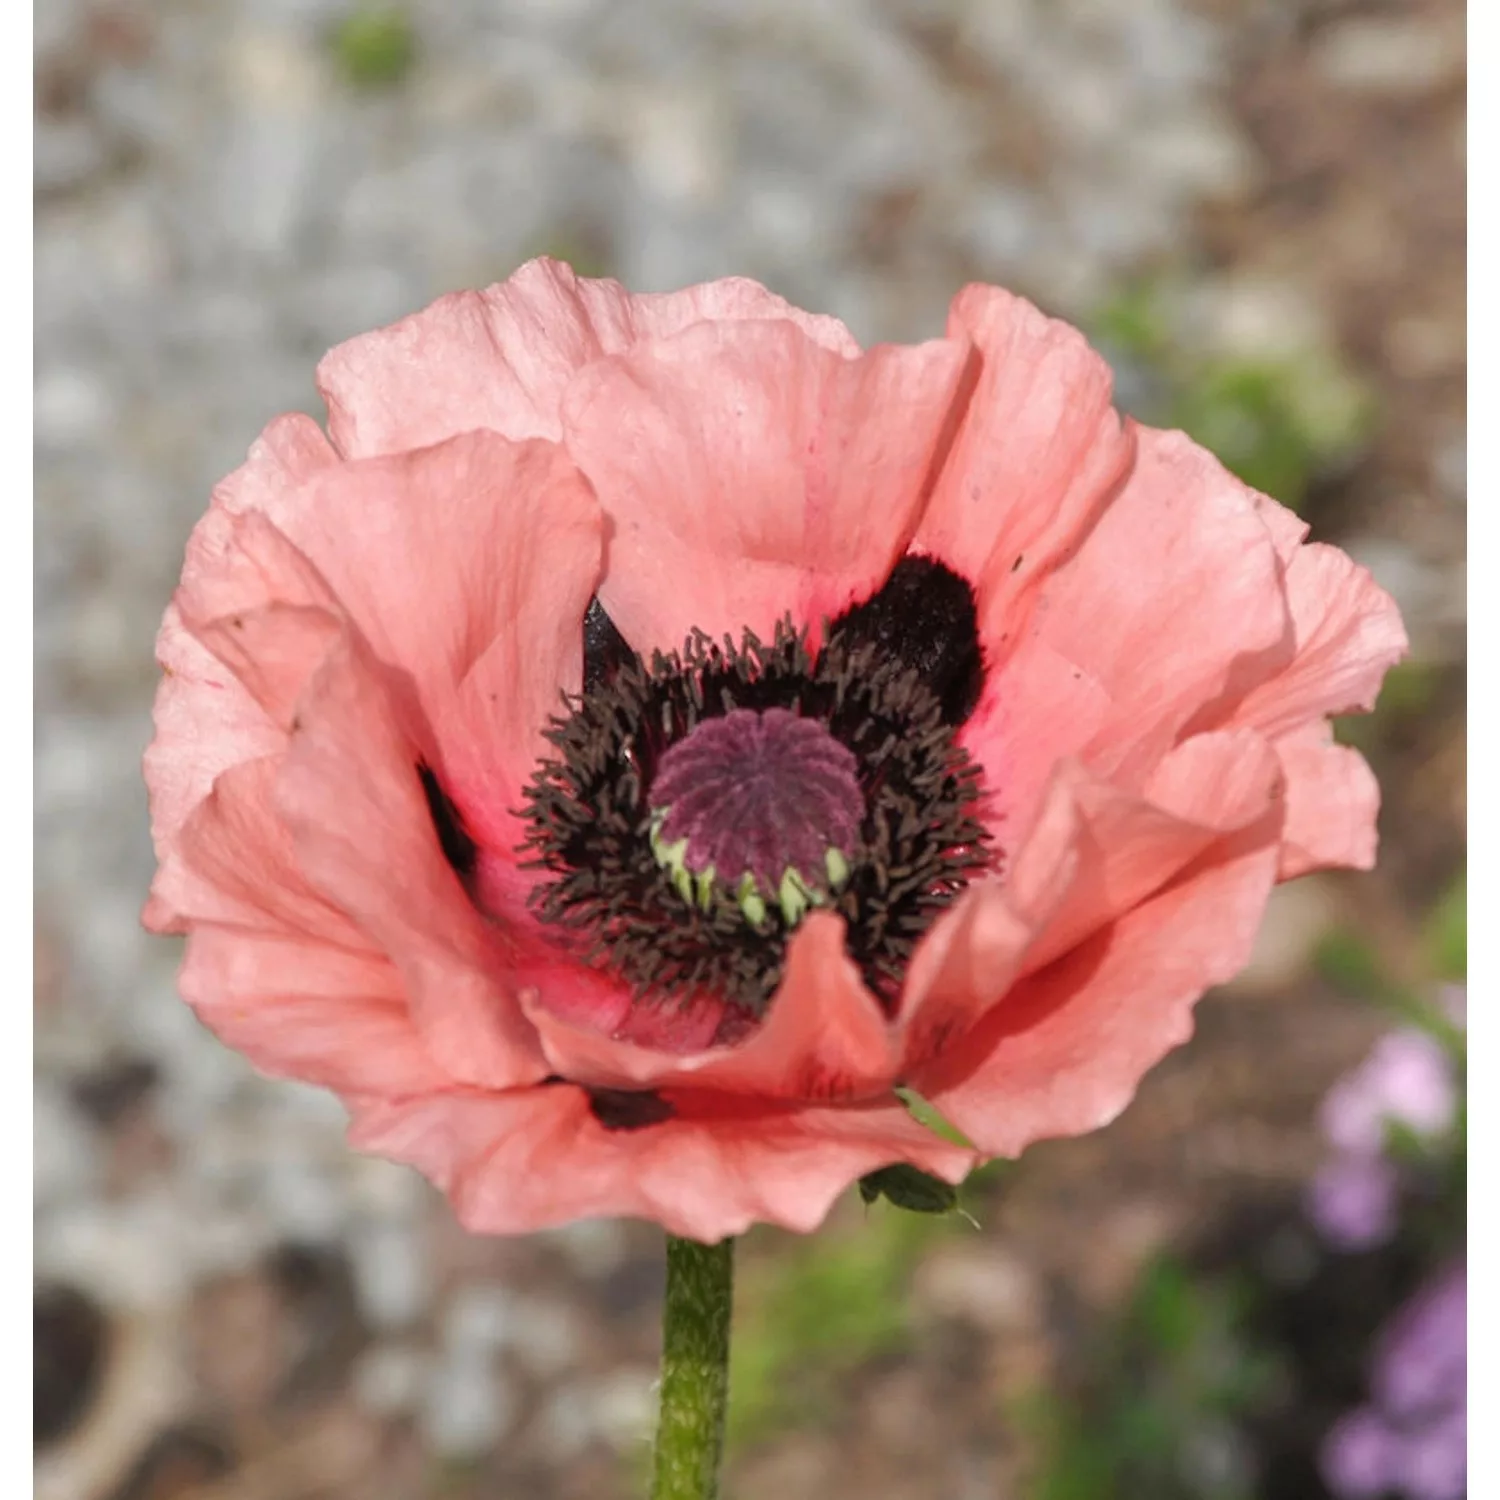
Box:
[520,609,990,1017]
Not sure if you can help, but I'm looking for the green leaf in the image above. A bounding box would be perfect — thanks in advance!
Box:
[1091,281,1172,362]
[1426,869,1467,980]
[893,1085,976,1148]
[1169,355,1371,512]
[330,4,417,89]
[1312,927,1386,998]
[857,1164,959,1215]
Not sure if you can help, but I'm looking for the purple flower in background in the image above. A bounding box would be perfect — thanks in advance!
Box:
[1321,1030,1457,1157]
[1373,1260,1467,1422]
[1321,1259,1467,1500]
[1307,1152,1401,1252]
[1325,1409,1399,1498]
[1307,1006,1463,1254]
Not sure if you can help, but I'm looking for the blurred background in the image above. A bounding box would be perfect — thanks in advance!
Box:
[33,1,1466,1497]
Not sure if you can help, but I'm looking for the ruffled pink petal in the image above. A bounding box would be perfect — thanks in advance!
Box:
[169,430,605,924]
[561,319,972,651]
[178,503,340,624]
[914,285,1136,653]
[143,413,347,924]
[517,911,901,1102]
[911,826,1283,1158]
[142,610,284,932]
[1023,729,1285,972]
[212,411,341,511]
[420,441,604,900]
[216,432,603,745]
[612,991,732,1053]
[316,257,862,458]
[896,779,1081,1072]
[174,509,344,732]
[1230,542,1408,739]
[958,635,1111,843]
[346,1083,974,1240]
[1030,426,1293,787]
[897,728,1280,1075]
[685,913,901,1100]
[188,603,347,734]
[179,927,453,1097]
[895,880,1044,1074]
[275,628,546,1091]
[174,507,342,735]
[1252,490,1311,563]
[149,756,370,949]
[1275,723,1382,879]
[513,989,718,1091]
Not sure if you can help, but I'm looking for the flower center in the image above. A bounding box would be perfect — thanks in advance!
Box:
[649,708,861,926]
[518,557,992,1019]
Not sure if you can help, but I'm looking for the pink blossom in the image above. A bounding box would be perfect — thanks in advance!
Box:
[143,260,1406,1238]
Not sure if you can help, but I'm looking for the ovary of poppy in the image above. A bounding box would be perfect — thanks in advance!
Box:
[143,259,1407,1242]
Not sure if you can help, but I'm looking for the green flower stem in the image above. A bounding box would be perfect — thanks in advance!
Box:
[650,1234,735,1500]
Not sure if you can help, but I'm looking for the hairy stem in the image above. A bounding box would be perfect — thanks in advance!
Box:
[650,1234,735,1500]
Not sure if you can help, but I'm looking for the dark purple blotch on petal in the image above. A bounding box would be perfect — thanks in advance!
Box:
[587,1088,677,1131]
[418,762,478,879]
[827,554,984,726]
[583,597,640,695]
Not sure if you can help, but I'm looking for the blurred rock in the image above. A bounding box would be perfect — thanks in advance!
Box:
[34,366,117,450]
[269,1243,370,1400]
[99,1426,234,1500]
[189,1269,288,1414]
[584,1369,657,1450]
[546,1218,629,1280]
[440,1281,515,1348]
[419,1349,517,1460]
[34,119,114,198]
[1311,16,1464,96]
[911,1244,1042,1336]
[35,1284,110,1449]
[35,1081,105,1209]
[440,1282,583,1376]
[34,1315,190,1500]
[349,1221,430,1331]
[68,1056,160,1129]
[39,1190,196,1314]
[352,1343,432,1418]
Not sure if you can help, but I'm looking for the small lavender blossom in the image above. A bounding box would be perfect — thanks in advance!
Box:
[1306,1152,1401,1252]
[1324,1409,1399,1498]
[1373,1260,1467,1420]
[1321,1030,1457,1158]
[1397,1406,1466,1500]
[1320,1259,1467,1500]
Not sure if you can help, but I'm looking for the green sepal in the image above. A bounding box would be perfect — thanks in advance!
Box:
[857,1164,960,1215]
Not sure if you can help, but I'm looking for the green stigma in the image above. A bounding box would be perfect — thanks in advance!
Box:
[649,811,852,931]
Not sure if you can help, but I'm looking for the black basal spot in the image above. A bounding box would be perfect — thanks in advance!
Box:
[583,596,641,694]
[418,762,478,879]
[825,554,985,726]
[587,1087,676,1131]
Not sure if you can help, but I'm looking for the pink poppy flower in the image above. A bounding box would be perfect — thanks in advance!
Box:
[143,259,1406,1241]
